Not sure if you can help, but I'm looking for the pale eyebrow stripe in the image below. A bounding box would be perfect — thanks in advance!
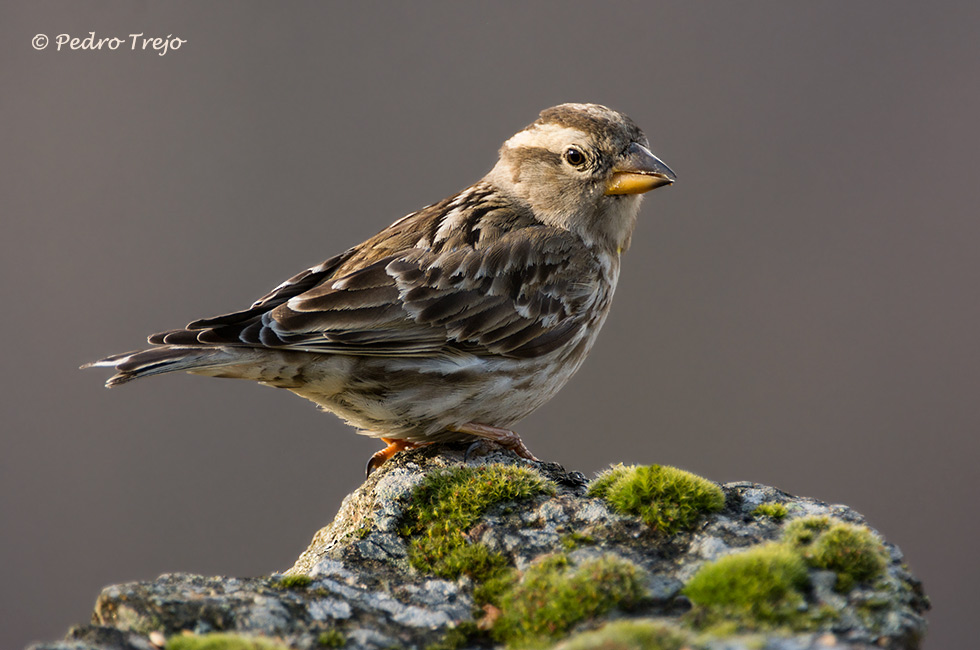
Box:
[503,124,589,152]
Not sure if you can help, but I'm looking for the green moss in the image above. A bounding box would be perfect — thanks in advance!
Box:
[355,525,371,539]
[560,531,596,551]
[803,521,888,592]
[316,629,345,648]
[782,515,832,548]
[752,503,788,521]
[472,565,520,609]
[424,621,480,650]
[399,465,554,580]
[588,464,725,535]
[587,464,634,499]
[166,633,291,650]
[682,516,890,632]
[809,524,888,592]
[783,516,889,592]
[682,543,810,630]
[273,574,312,590]
[555,619,691,650]
[490,554,646,648]
[433,541,510,585]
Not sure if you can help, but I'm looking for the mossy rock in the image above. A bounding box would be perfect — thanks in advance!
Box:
[682,542,812,631]
[399,464,555,580]
[784,516,889,592]
[316,629,346,648]
[41,448,927,650]
[751,502,788,521]
[166,633,292,650]
[554,619,691,650]
[588,463,725,535]
[684,515,894,633]
[273,574,312,590]
[782,515,832,547]
[489,553,647,648]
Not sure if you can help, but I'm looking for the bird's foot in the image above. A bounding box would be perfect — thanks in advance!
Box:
[451,422,539,462]
[366,438,419,477]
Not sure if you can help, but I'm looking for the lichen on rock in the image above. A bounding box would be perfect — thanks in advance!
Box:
[27,444,929,650]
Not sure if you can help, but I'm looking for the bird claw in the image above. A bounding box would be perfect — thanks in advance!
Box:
[463,440,485,463]
[365,438,418,478]
[365,453,386,478]
[451,422,539,463]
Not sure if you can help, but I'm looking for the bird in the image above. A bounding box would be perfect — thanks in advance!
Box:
[83,103,675,476]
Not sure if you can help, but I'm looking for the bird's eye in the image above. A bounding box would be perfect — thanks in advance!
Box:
[563,147,587,168]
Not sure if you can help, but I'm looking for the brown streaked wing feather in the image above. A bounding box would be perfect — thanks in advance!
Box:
[147,206,600,360]
[268,226,600,358]
[147,249,356,345]
[189,250,356,329]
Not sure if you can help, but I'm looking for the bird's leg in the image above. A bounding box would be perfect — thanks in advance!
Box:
[366,438,419,477]
[450,422,540,461]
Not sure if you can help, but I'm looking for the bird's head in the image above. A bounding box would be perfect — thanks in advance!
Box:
[487,103,675,253]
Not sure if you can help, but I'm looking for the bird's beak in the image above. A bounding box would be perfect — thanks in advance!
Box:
[605,142,676,195]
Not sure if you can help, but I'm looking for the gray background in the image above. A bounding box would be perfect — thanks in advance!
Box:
[3,2,977,648]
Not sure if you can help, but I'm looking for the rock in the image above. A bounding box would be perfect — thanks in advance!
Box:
[27,444,929,650]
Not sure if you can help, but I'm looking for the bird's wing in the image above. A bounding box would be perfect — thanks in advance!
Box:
[151,226,602,360]
[147,249,356,343]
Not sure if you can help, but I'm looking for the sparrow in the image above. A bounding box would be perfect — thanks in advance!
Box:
[84,103,675,475]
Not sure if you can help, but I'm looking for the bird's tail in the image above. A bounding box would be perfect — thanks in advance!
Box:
[81,346,240,387]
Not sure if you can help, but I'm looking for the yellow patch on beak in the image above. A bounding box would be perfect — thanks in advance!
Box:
[605,172,673,195]
[604,142,676,196]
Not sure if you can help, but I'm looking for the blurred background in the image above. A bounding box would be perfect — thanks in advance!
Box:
[3,2,978,648]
